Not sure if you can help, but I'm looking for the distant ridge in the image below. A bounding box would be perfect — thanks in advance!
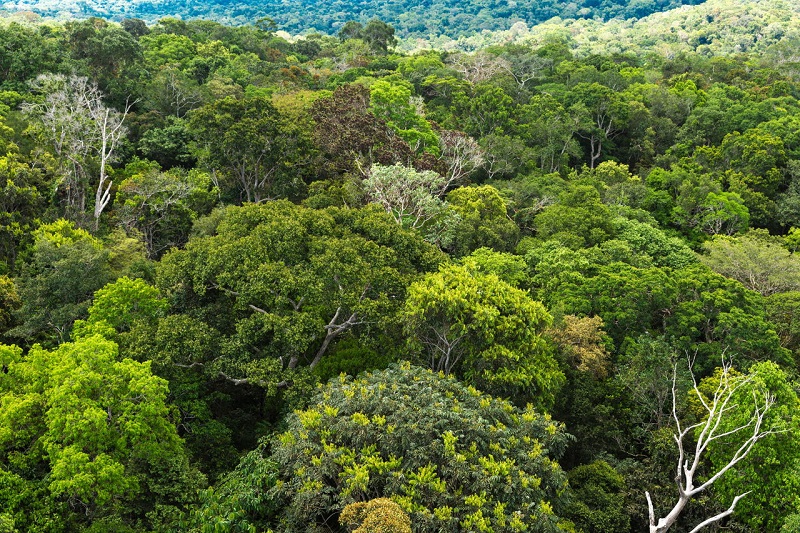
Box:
[512,0,800,56]
[409,0,800,57]
[1,0,706,38]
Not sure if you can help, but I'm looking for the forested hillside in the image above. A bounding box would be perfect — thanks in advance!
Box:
[424,0,800,54]
[2,2,800,532]
[1,0,707,38]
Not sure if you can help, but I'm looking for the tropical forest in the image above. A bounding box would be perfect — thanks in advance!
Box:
[1,0,800,531]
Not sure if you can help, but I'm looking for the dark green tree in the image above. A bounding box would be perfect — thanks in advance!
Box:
[155,201,443,389]
[189,96,306,203]
[564,461,630,533]
[361,19,397,55]
[8,221,115,345]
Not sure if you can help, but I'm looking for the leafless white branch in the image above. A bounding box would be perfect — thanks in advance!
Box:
[646,356,780,533]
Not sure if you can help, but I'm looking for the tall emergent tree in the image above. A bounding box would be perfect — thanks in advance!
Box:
[155,201,443,388]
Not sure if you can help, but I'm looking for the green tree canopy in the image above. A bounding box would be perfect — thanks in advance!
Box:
[370,80,439,155]
[82,276,167,333]
[534,185,614,249]
[445,184,520,256]
[0,150,47,273]
[114,161,217,258]
[700,231,800,296]
[155,201,443,389]
[564,461,630,533]
[0,275,18,337]
[363,163,447,231]
[0,335,202,531]
[8,221,115,345]
[188,96,307,203]
[528,242,791,370]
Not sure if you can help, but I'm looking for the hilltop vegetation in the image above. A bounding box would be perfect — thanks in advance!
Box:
[1,2,800,531]
[415,0,800,54]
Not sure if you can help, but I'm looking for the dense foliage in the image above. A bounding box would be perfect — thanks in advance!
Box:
[261,363,569,532]
[1,1,800,531]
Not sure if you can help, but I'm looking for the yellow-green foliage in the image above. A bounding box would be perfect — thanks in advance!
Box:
[340,498,412,533]
[270,363,569,532]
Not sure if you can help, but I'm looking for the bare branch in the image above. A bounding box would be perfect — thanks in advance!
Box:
[687,492,750,533]
[647,356,779,533]
[173,362,206,369]
[218,372,263,387]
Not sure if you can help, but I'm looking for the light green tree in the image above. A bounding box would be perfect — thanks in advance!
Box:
[697,191,750,236]
[701,231,800,296]
[82,276,167,332]
[369,80,439,154]
[403,262,563,407]
[0,335,201,530]
[534,185,614,249]
[445,185,520,256]
[457,247,527,287]
[268,363,570,532]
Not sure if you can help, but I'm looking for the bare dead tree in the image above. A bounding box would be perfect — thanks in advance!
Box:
[437,130,485,194]
[447,51,508,84]
[23,74,134,230]
[23,74,93,219]
[91,96,133,231]
[646,357,781,533]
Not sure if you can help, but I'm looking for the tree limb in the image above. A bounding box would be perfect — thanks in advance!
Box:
[647,355,778,533]
[687,492,750,533]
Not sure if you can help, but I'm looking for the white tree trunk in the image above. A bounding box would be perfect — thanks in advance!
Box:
[646,357,779,532]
